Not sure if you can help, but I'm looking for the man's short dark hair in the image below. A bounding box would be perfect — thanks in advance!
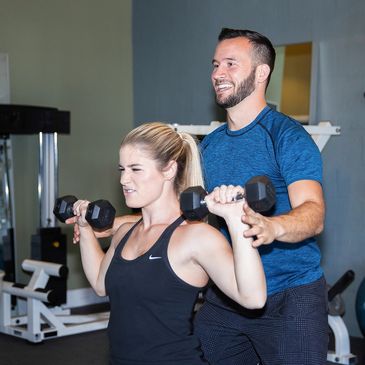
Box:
[218,28,276,85]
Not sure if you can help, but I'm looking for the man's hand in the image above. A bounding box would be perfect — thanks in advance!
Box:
[241,203,278,247]
[242,180,325,247]
[63,200,91,243]
[65,216,81,244]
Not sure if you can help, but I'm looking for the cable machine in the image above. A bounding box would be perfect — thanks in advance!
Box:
[0,104,70,304]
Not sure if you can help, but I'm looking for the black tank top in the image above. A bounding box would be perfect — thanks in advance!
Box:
[105,216,207,365]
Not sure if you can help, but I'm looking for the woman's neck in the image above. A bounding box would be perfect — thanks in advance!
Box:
[140,197,181,228]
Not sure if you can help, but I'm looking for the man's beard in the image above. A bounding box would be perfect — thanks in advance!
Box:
[215,67,256,109]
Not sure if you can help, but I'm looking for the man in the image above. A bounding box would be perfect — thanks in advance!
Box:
[193,28,328,365]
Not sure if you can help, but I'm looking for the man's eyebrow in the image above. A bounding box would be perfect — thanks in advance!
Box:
[212,57,236,64]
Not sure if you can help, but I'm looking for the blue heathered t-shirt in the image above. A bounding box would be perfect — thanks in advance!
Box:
[201,106,324,300]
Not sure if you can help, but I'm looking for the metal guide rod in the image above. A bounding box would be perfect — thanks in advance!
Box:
[1,138,13,228]
[38,132,58,228]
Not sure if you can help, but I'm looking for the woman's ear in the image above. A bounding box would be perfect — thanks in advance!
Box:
[163,160,178,181]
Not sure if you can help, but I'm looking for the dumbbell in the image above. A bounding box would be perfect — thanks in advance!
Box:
[180,175,276,221]
[53,195,116,229]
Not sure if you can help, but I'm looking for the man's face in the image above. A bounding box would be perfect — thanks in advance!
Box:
[211,37,257,109]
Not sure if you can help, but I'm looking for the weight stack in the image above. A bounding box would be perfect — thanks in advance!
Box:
[31,227,67,305]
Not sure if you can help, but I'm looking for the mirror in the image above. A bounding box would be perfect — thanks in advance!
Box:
[266,42,312,124]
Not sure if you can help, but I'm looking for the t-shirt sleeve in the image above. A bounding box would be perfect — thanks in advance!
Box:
[276,124,323,186]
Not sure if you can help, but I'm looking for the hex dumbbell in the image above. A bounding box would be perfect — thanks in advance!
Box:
[180,175,276,221]
[53,195,116,229]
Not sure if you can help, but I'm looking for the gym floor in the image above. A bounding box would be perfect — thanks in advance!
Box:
[0,330,109,365]
[0,330,364,365]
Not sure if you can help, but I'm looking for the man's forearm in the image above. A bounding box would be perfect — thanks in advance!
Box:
[271,201,324,243]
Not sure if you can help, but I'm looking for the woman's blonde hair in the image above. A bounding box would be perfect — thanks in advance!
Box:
[121,122,204,194]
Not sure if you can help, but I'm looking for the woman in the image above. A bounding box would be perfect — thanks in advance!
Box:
[72,122,266,365]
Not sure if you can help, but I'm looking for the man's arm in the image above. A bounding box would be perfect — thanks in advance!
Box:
[242,180,325,247]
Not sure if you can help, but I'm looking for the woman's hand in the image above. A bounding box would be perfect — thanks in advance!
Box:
[205,185,246,223]
[64,200,92,243]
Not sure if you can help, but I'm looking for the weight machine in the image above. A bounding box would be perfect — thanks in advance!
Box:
[0,104,70,304]
[0,105,109,342]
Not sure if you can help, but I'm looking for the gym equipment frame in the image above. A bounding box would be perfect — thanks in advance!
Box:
[169,120,341,152]
[328,315,356,364]
[0,259,109,343]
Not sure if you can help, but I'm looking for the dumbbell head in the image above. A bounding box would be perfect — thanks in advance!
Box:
[180,176,276,221]
[85,199,116,229]
[180,186,208,221]
[245,176,276,212]
[54,196,116,229]
[53,195,78,223]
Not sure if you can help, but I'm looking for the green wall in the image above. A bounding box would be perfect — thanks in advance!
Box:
[0,0,133,289]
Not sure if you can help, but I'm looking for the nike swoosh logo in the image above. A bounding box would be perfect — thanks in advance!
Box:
[149,254,162,260]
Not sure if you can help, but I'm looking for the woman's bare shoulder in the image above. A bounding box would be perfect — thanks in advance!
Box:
[176,220,227,248]
[111,219,139,248]
[182,219,221,232]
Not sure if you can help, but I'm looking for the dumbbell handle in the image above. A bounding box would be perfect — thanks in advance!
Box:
[231,192,245,202]
[199,191,245,205]
[199,187,273,210]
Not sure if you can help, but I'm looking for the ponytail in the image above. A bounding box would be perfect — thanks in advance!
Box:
[178,132,204,192]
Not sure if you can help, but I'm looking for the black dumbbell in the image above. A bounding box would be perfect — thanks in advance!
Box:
[53,195,116,229]
[180,175,276,221]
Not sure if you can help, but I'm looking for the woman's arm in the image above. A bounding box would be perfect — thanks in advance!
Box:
[193,185,267,309]
[72,200,131,296]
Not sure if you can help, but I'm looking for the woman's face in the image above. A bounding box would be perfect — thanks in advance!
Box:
[119,144,167,209]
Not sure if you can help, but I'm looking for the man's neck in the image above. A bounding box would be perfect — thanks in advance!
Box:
[226,96,267,131]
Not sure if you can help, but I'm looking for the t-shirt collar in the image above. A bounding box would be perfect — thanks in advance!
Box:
[225,106,271,136]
